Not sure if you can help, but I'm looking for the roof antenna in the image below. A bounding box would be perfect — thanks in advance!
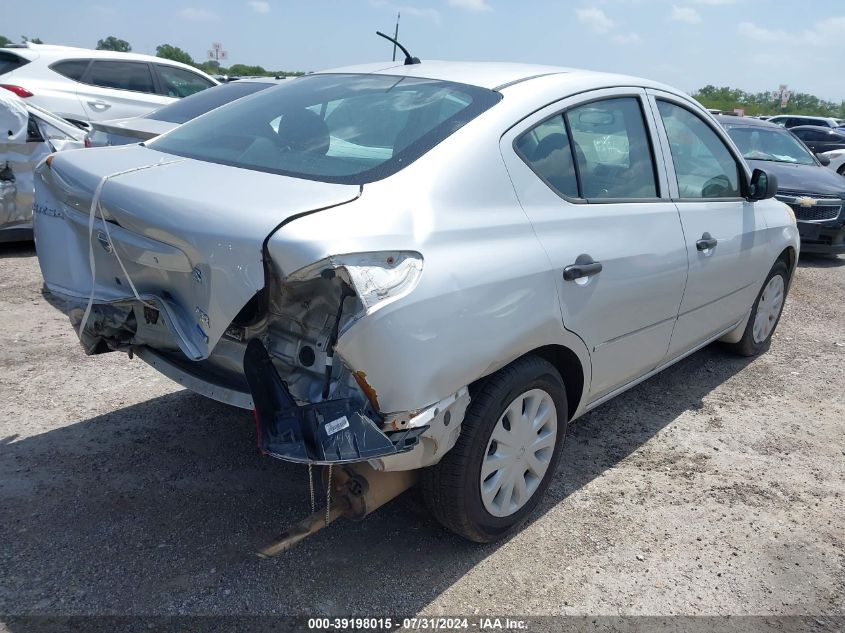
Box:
[376,30,420,65]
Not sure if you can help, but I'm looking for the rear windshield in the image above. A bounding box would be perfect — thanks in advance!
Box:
[149,73,501,184]
[145,80,273,124]
[0,51,30,76]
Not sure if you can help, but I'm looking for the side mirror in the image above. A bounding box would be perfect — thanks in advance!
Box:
[748,168,778,201]
[817,153,831,166]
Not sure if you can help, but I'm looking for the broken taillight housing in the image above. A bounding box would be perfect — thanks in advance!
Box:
[287,251,424,315]
[1,84,33,98]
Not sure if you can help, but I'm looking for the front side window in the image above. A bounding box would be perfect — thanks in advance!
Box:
[156,65,214,98]
[149,73,501,184]
[657,100,741,199]
[514,115,579,198]
[565,97,658,199]
[87,61,155,93]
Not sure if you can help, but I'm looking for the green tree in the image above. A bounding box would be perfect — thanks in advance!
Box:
[196,60,223,75]
[692,85,845,118]
[21,36,44,44]
[155,44,194,65]
[96,36,131,52]
[0,35,11,47]
[226,63,267,77]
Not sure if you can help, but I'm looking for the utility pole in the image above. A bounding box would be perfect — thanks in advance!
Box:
[392,12,400,61]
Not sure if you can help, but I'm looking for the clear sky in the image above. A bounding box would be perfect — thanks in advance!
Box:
[4,0,844,102]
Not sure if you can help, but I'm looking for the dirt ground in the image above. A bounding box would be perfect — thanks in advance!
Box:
[0,242,843,621]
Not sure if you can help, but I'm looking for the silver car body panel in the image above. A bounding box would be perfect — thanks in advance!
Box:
[34,62,800,469]
[1,99,86,239]
[88,117,176,146]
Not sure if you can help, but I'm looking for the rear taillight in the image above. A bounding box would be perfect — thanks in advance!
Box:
[84,135,92,148]
[0,84,33,98]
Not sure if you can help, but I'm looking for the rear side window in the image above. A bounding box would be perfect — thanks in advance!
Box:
[657,100,741,199]
[50,59,89,81]
[156,65,214,98]
[514,115,579,198]
[515,96,658,200]
[566,97,658,199]
[87,61,155,93]
[0,51,30,76]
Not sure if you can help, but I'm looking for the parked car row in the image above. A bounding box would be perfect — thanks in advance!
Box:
[716,116,845,254]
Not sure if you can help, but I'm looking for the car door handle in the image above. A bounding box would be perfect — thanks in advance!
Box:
[696,233,718,251]
[563,256,603,281]
[87,100,111,111]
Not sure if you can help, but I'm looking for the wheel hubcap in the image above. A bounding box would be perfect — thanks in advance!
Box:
[752,274,785,344]
[480,388,557,518]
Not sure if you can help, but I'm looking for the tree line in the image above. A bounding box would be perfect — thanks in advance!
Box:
[692,85,845,119]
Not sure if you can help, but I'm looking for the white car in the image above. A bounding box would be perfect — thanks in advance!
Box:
[819,149,845,177]
[1,90,86,241]
[767,114,843,129]
[0,43,218,126]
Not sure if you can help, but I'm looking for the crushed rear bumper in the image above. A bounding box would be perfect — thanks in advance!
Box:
[244,339,426,464]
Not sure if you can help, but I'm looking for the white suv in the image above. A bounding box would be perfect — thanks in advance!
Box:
[0,44,218,125]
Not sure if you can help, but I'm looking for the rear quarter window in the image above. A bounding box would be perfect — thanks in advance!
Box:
[50,59,90,81]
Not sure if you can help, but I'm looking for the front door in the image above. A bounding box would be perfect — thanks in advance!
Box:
[501,89,688,402]
[647,91,772,359]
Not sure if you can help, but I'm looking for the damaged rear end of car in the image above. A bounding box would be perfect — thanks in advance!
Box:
[34,71,497,470]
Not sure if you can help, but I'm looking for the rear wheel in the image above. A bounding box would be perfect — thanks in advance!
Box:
[422,355,568,542]
[727,260,789,357]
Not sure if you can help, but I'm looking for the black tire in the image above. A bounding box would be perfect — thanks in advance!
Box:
[421,355,568,542]
[726,260,789,357]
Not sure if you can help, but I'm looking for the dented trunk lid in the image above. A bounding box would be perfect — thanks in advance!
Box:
[35,144,360,359]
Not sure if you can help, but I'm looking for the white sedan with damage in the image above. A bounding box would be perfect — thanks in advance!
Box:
[34,59,798,543]
[1,90,86,241]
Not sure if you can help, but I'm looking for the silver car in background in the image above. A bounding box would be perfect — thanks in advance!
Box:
[34,62,798,541]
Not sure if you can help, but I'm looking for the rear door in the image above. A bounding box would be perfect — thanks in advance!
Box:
[647,91,772,360]
[500,88,688,402]
[77,60,172,121]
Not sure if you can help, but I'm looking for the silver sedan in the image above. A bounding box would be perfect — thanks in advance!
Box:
[34,61,799,542]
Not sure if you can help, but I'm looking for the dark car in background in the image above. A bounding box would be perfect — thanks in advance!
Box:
[87,77,284,147]
[717,115,845,255]
[789,126,845,158]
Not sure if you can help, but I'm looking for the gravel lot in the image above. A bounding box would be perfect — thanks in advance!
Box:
[0,242,843,620]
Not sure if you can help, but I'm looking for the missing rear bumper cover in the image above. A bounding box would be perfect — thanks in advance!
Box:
[244,339,426,464]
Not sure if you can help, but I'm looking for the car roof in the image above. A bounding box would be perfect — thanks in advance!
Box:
[315,60,679,92]
[0,43,216,79]
[714,115,786,129]
[769,114,833,121]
